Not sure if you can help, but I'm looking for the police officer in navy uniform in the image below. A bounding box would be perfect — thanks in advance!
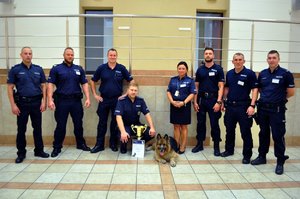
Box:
[48,47,91,157]
[251,50,295,175]
[192,47,225,156]
[115,82,156,154]
[167,61,196,154]
[90,48,133,153]
[220,52,258,164]
[7,47,49,163]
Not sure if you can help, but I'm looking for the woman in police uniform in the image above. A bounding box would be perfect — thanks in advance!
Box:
[167,61,196,154]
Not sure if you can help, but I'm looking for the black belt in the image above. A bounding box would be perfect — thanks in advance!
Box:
[199,92,218,99]
[56,93,83,99]
[226,100,250,106]
[19,95,42,102]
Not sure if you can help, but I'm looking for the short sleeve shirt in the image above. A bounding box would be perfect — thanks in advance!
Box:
[167,75,197,101]
[7,62,46,97]
[114,96,149,126]
[47,62,88,95]
[91,63,133,98]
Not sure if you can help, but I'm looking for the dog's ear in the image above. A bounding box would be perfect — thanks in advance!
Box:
[156,133,162,140]
[163,134,169,140]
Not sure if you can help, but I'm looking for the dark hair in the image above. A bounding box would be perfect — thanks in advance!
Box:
[177,61,188,70]
[268,50,280,58]
[64,47,74,54]
[107,48,118,55]
[204,47,214,53]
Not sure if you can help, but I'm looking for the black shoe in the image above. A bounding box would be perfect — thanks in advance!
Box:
[191,144,203,153]
[120,143,127,154]
[51,148,61,158]
[275,164,284,175]
[90,145,104,153]
[77,144,91,151]
[242,158,250,164]
[110,145,118,152]
[220,151,234,157]
[178,150,185,155]
[34,151,50,158]
[251,156,267,165]
[15,155,25,164]
[214,149,221,156]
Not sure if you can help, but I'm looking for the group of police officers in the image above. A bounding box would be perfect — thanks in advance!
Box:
[7,46,295,175]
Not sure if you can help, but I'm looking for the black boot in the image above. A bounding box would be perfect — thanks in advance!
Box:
[191,142,203,153]
[120,143,127,154]
[214,142,220,156]
[251,155,267,165]
[275,155,289,175]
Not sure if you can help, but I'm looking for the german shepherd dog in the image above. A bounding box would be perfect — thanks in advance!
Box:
[154,134,178,167]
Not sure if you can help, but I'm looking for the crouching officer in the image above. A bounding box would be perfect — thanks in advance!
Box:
[251,50,295,175]
[7,47,49,163]
[221,52,258,164]
[47,47,91,157]
[115,82,156,154]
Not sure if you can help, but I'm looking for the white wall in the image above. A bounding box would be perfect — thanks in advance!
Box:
[0,0,80,69]
[228,0,295,72]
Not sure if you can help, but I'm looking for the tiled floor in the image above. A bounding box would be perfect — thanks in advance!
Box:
[0,145,300,199]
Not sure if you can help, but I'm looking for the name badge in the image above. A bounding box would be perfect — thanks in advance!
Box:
[76,71,81,75]
[237,80,244,86]
[209,72,215,76]
[174,90,179,97]
[272,78,279,84]
[180,84,186,88]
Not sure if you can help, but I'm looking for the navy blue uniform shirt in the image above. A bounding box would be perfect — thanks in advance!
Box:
[7,62,46,97]
[225,67,258,101]
[195,64,225,93]
[167,75,197,101]
[91,63,133,98]
[114,96,150,126]
[258,66,294,103]
[48,62,88,95]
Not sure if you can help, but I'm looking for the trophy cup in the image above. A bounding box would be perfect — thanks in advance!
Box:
[131,124,147,140]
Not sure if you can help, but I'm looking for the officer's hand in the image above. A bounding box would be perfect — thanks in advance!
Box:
[213,103,221,112]
[84,99,91,108]
[246,106,255,116]
[48,100,56,110]
[121,132,130,143]
[221,104,226,112]
[94,95,103,103]
[40,102,46,112]
[149,128,156,137]
[194,103,199,112]
[11,104,20,116]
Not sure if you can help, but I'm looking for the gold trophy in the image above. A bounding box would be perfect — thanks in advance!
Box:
[131,124,147,140]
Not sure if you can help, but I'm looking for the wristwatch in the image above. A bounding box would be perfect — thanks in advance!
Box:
[216,101,222,105]
[250,104,256,108]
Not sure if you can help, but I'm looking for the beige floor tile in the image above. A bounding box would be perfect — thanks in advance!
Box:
[283,187,300,198]
[219,172,248,183]
[18,189,53,199]
[48,190,80,199]
[10,172,41,183]
[205,190,235,199]
[91,164,115,173]
[45,164,72,173]
[1,163,29,172]
[114,164,137,173]
[257,188,292,199]
[177,191,207,199]
[170,164,194,174]
[78,190,108,199]
[68,164,93,173]
[0,171,19,182]
[172,173,199,184]
[211,164,238,173]
[111,173,137,184]
[60,173,89,184]
[0,188,25,199]
[263,172,294,182]
[241,172,272,183]
[85,173,113,184]
[137,164,159,173]
[22,164,51,172]
[35,172,65,183]
[136,191,164,199]
[106,191,135,199]
[196,173,224,184]
[137,173,161,184]
[136,184,163,191]
[232,163,260,173]
[55,183,83,190]
[285,171,300,181]
[191,164,216,173]
[231,189,264,199]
